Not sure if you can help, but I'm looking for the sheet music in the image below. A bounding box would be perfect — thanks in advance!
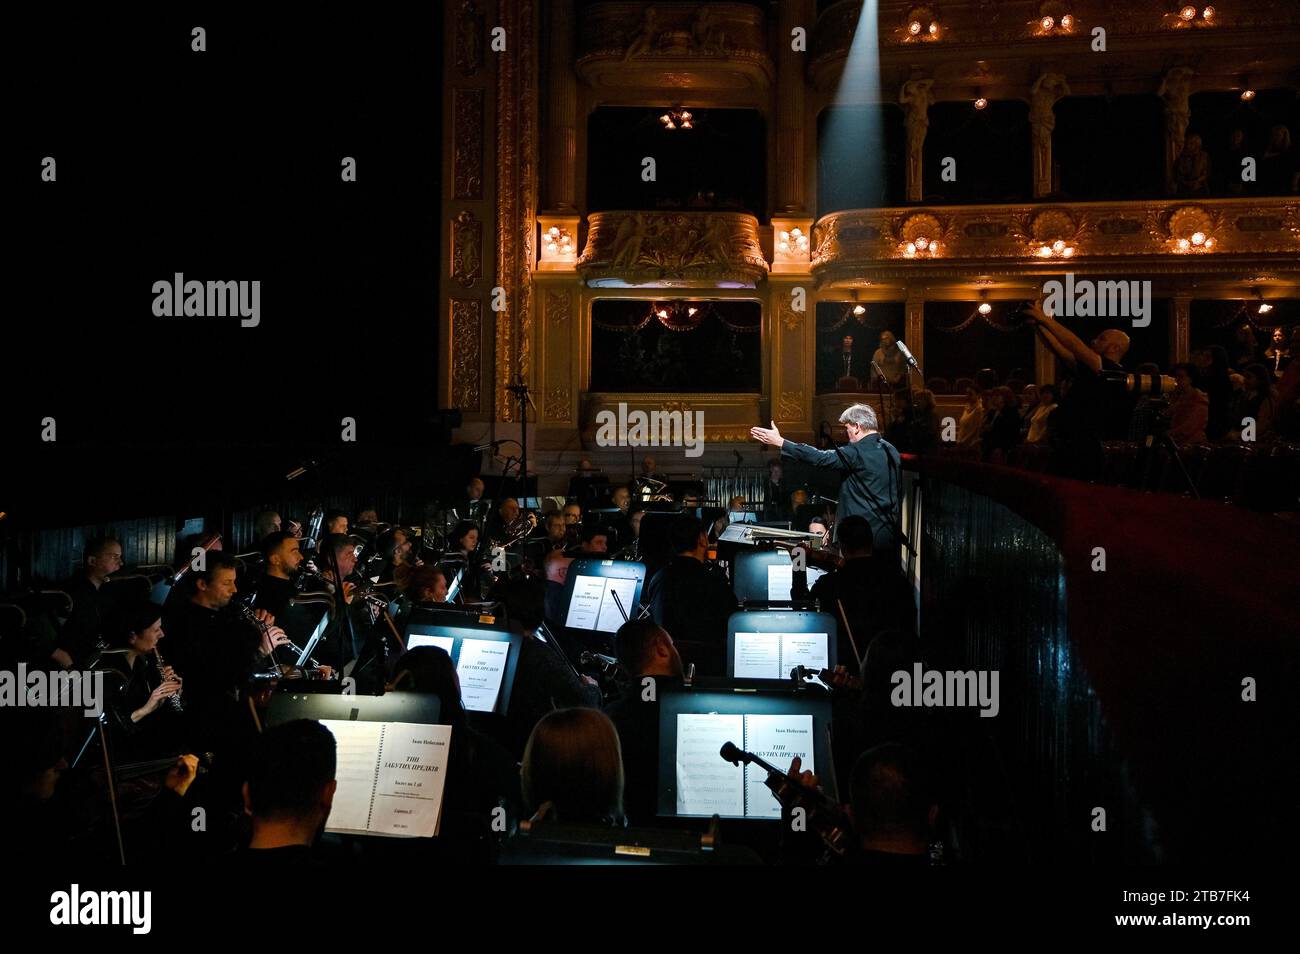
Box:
[742,714,814,819]
[733,632,829,679]
[733,632,780,679]
[594,578,637,632]
[766,563,794,601]
[780,633,829,674]
[405,633,455,654]
[321,719,384,834]
[806,566,827,588]
[675,713,744,817]
[564,575,637,632]
[456,637,509,712]
[319,720,453,837]
[369,722,453,837]
[564,575,606,630]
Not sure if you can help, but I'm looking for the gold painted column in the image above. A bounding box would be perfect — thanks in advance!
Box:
[905,292,925,378]
[774,0,811,215]
[1171,295,1191,364]
[544,0,577,214]
[442,0,492,423]
[493,0,540,422]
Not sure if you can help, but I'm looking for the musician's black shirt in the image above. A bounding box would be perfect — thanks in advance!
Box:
[809,556,917,666]
[643,557,735,675]
[604,676,681,826]
[251,574,298,621]
[161,600,263,707]
[781,434,902,552]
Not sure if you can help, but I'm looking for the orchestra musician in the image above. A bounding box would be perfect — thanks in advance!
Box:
[751,404,903,553]
[91,602,189,760]
[613,509,645,561]
[252,530,303,620]
[642,516,735,676]
[444,519,490,602]
[53,534,125,669]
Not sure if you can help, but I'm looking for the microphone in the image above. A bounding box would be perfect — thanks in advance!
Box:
[896,341,919,369]
[286,460,317,481]
[473,440,504,453]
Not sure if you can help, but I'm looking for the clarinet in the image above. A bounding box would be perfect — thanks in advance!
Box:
[152,647,184,712]
[235,594,326,676]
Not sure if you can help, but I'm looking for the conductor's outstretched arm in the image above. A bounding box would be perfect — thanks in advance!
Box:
[750,421,850,471]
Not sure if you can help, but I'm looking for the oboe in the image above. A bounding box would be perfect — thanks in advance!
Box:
[151,647,184,712]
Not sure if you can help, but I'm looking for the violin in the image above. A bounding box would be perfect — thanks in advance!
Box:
[791,665,862,691]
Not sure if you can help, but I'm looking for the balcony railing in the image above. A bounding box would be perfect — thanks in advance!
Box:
[577,210,770,288]
[812,197,1300,282]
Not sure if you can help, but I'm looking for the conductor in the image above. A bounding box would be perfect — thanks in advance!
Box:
[750,404,902,553]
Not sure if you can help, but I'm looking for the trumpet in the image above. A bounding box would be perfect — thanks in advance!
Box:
[151,647,184,713]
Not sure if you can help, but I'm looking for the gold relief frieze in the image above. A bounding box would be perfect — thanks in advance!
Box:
[455,0,485,77]
[813,198,1299,280]
[450,299,483,412]
[452,88,484,200]
[545,289,573,325]
[451,210,483,287]
[577,211,769,288]
[778,390,804,421]
[545,386,573,423]
[575,2,774,91]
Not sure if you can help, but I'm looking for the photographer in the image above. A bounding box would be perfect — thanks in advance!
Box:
[1023,300,1133,480]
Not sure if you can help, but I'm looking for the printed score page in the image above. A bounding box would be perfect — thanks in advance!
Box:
[675,713,744,817]
[742,714,814,819]
[456,637,509,712]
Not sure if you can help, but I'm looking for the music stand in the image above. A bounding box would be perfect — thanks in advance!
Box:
[725,609,838,682]
[656,685,837,821]
[557,558,648,647]
[400,614,522,716]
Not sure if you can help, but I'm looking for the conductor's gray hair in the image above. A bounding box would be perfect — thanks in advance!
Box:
[838,403,879,431]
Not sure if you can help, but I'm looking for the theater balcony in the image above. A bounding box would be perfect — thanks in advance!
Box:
[810,0,1300,94]
[576,210,770,288]
[811,196,1300,286]
[576,2,773,99]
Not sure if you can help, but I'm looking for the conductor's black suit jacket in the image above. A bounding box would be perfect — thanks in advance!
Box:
[780,434,902,552]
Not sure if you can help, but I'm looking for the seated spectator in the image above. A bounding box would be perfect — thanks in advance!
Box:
[1235,364,1278,441]
[1025,384,1057,444]
[1173,133,1210,196]
[956,387,985,454]
[1264,326,1292,375]
[521,708,625,826]
[238,719,337,860]
[604,620,684,825]
[1017,385,1040,442]
[1260,124,1298,195]
[908,389,940,454]
[1166,363,1208,445]
[981,386,1021,463]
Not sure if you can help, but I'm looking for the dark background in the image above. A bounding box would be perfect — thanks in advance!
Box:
[5,5,447,525]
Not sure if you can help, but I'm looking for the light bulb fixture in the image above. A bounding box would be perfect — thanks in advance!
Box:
[1241,89,1256,101]
[1038,245,1053,257]
[1202,5,1214,19]
[909,20,923,35]
[974,96,988,110]
[1061,14,1074,29]
[1190,231,1206,246]
[905,6,939,41]
[1062,246,1075,257]
[1253,289,1273,315]
[915,236,929,250]
[1052,240,1066,253]
[906,242,917,255]
[1041,15,1055,30]
[853,304,867,316]
[660,108,695,131]
[929,20,939,35]
[1179,5,1197,20]
[978,301,992,316]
